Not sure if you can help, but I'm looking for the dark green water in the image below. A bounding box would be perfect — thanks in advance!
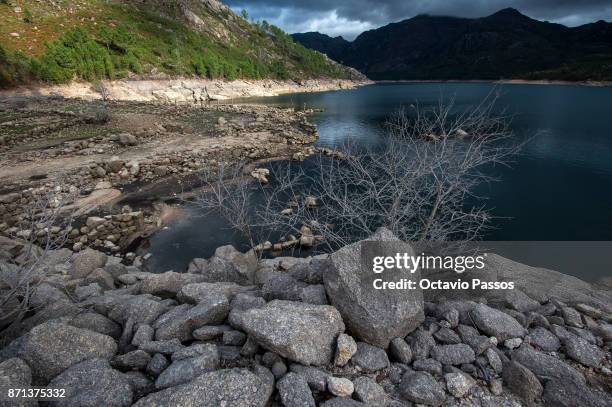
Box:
[146,83,612,273]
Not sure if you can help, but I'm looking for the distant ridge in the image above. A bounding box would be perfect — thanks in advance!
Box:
[292,8,612,81]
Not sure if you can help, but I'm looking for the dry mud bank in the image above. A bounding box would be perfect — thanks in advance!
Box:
[0,94,328,258]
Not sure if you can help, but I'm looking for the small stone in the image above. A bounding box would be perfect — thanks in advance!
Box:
[504,338,523,349]
[353,376,387,405]
[389,337,413,364]
[445,372,474,397]
[222,330,247,346]
[413,358,443,376]
[271,360,288,379]
[328,377,354,397]
[525,327,560,352]
[399,371,445,406]
[276,372,316,407]
[561,307,584,328]
[485,348,503,374]
[335,333,358,367]
[352,342,390,373]
[502,361,543,405]
[431,344,475,365]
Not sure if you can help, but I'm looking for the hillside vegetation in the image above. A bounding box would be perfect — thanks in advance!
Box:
[0,0,357,88]
[293,8,612,81]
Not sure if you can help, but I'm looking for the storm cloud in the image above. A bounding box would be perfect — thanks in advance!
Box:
[225,0,612,39]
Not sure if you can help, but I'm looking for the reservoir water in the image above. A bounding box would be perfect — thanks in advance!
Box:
[146,82,612,275]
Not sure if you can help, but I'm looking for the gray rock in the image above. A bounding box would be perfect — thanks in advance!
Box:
[511,345,585,386]
[202,245,258,285]
[271,360,287,379]
[134,368,273,406]
[234,300,345,366]
[561,307,584,328]
[30,283,69,308]
[193,324,232,340]
[320,399,365,407]
[502,361,543,406]
[485,348,503,374]
[21,322,117,381]
[276,372,316,407]
[48,359,132,407]
[69,312,122,339]
[431,344,475,365]
[562,333,605,367]
[399,371,445,406]
[230,293,266,310]
[322,228,424,348]
[543,377,612,407]
[410,328,436,360]
[132,324,154,346]
[263,273,306,301]
[470,303,527,341]
[352,342,390,373]
[504,337,523,349]
[433,327,461,344]
[140,272,205,296]
[288,260,326,284]
[154,292,229,341]
[328,377,354,397]
[187,258,208,274]
[289,364,330,392]
[300,284,328,305]
[146,353,168,377]
[488,289,540,313]
[444,372,475,397]
[107,295,169,325]
[123,371,154,400]
[353,376,387,406]
[84,268,115,290]
[223,330,247,346]
[155,351,220,389]
[138,339,184,355]
[389,337,413,364]
[112,350,151,370]
[413,358,443,376]
[74,283,102,301]
[171,343,216,361]
[70,249,107,278]
[178,282,253,304]
[0,358,34,407]
[456,324,493,355]
[335,333,358,367]
[525,327,561,352]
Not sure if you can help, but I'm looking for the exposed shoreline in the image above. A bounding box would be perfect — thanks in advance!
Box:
[375,79,612,87]
[0,78,373,103]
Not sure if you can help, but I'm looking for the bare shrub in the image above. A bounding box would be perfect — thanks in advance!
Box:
[260,92,523,251]
[93,81,111,102]
[187,93,522,255]
[0,180,78,338]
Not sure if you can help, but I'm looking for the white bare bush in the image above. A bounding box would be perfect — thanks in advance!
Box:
[188,93,522,255]
[261,92,522,251]
[0,180,78,336]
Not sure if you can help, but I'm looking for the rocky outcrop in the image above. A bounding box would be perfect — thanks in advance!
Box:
[0,234,610,406]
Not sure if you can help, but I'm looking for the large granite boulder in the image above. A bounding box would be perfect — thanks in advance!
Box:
[133,368,273,407]
[322,228,424,348]
[139,272,205,296]
[234,300,345,366]
[20,322,117,381]
[0,358,35,407]
[48,359,132,407]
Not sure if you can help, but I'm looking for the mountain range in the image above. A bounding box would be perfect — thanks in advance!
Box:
[292,8,612,81]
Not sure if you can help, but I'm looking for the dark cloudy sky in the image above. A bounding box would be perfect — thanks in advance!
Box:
[226,0,612,39]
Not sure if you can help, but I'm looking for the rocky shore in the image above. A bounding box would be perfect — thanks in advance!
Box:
[0,95,332,259]
[1,229,610,406]
[0,78,372,103]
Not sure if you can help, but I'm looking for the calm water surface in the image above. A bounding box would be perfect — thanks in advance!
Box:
[146,83,612,274]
